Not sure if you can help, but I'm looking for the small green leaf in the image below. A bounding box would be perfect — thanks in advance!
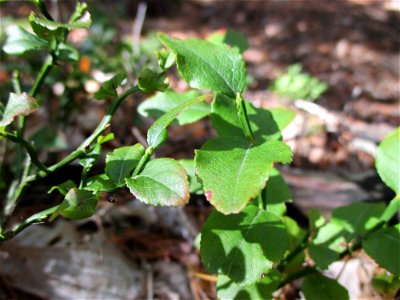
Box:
[263,168,292,216]
[157,49,175,71]
[312,222,347,253]
[105,144,145,186]
[363,226,400,276]
[308,244,339,270]
[217,270,280,300]
[302,273,349,300]
[56,42,79,62]
[159,33,246,97]
[138,89,210,125]
[3,26,49,55]
[376,127,400,193]
[58,188,99,219]
[146,94,209,149]
[79,144,101,170]
[97,133,114,145]
[282,216,307,252]
[332,202,385,238]
[30,10,91,31]
[138,68,169,93]
[179,159,203,195]
[201,206,286,286]
[94,71,126,99]
[211,94,283,141]
[0,93,39,127]
[308,208,325,231]
[126,158,189,206]
[48,180,76,196]
[195,136,292,214]
[207,29,249,54]
[85,173,116,193]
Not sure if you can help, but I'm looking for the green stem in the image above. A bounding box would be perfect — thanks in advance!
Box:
[236,93,255,144]
[132,146,154,177]
[0,205,59,243]
[30,55,53,98]
[0,131,49,173]
[30,85,140,180]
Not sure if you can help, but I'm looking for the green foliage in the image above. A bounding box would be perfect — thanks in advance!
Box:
[271,63,328,101]
[138,89,210,125]
[201,205,286,286]
[0,93,39,127]
[195,137,292,213]
[1,4,399,298]
[375,127,400,194]
[302,273,349,300]
[126,158,189,206]
[372,273,400,299]
[159,33,246,97]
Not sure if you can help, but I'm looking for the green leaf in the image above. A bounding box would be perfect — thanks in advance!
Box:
[217,270,280,300]
[282,216,306,252]
[200,206,286,286]
[269,107,296,131]
[3,26,49,55]
[332,202,386,238]
[207,29,249,54]
[263,168,292,216]
[363,226,400,276]
[126,158,189,206]
[376,127,400,193]
[159,33,246,97]
[308,208,325,231]
[138,89,210,125]
[48,180,76,196]
[195,136,292,214]
[58,188,99,219]
[179,159,203,195]
[79,144,101,170]
[30,10,91,31]
[56,42,79,62]
[312,222,347,253]
[105,144,145,186]
[308,244,339,270]
[211,94,283,141]
[302,273,349,300]
[0,93,39,127]
[157,48,175,71]
[372,273,400,298]
[138,68,169,93]
[94,71,126,99]
[146,94,209,149]
[97,133,114,145]
[85,173,116,193]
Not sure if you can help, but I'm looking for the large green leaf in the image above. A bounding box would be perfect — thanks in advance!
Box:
[85,173,116,193]
[158,33,246,97]
[126,158,189,206]
[263,168,292,216]
[195,136,292,214]
[146,94,209,149]
[376,127,400,193]
[308,244,339,270]
[138,89,210,125]
[58,188,99,219]
[302,273,349,300]
[211,94,288,141]
[201,206,286,286]
[363,226,400,276]
[217,270,280,300]
[0,93,39,127]
[105,144,145,186]
[332,202,385,238]
[3,26,49,55]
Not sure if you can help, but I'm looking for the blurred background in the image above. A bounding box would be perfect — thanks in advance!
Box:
[0,0,399,299]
